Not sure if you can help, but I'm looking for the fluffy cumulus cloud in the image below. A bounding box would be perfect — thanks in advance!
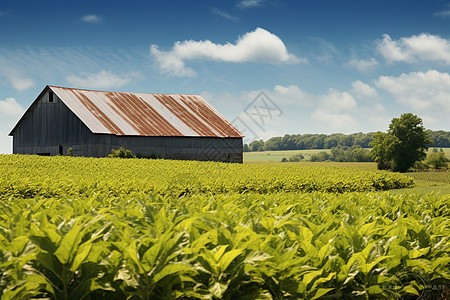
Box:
[0,98,25,154]
[320,89,357,113]
[81,14,102,23]
[309,89,359,132]
[66,70,135,89]
[376,70,450,114]
[150,27,302,77]
[351,80,378,99]
[377,33,450,64]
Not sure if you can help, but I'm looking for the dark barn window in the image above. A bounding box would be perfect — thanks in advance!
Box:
[49,92,54,103]
[59,145,63,156]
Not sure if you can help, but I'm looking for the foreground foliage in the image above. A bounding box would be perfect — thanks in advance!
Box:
[0,192,448,299]
[0,155,447,299]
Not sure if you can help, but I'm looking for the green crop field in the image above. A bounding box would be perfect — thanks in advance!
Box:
[0,154,449,299]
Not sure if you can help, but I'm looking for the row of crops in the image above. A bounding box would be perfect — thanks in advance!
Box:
[0,155,414,198]
[0,155,449,299]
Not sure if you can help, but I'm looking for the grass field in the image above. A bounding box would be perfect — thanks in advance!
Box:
[244,149,331,162]
[0,154,449,299]
[244,147,450,163]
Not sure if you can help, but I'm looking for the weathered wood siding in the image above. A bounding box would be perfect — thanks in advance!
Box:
[12,91,243,163]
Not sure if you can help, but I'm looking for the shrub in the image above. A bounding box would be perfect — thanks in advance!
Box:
[425,152,449,170]
[288,153,304,162]
[109,147,134,158]
[310,151,331,162]
[66,147,73,157]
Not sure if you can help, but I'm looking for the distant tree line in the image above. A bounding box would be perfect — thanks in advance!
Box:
[244,130,450,152]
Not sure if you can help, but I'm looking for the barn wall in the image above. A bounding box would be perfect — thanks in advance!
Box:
[12,90,243,163]
[113,135,243,163]
[12,91,93,156]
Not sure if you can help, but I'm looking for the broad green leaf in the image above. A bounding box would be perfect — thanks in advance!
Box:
[302,269,322,286]
[124,241,145,274]
[299,226,314,243]
[310,288,334,300]
[214,245,228,262]
[366,285,384,294]
[401,285,420,295]
[70,242,92,272]
[409,247,429,259]
[35,252,62,280]
[9,236,29,256]
[218,249,244,272]
[54,220,86,264]
[360,255,392,275]
[311,272,335,290]
[152,263,197,284]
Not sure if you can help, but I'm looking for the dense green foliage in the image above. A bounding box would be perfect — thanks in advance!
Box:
[0,155,448,299]
[245,130,450,152]
[425,152,449,170]
[0,155,413,197]
[108,147,134,159]
[310,146,372,163]
[371,113,432,172]
[0,188,448,299]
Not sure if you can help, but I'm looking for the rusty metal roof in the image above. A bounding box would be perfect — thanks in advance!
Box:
[48,86,243,138]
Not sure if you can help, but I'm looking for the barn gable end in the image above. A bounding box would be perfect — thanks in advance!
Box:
[9,86,244,162]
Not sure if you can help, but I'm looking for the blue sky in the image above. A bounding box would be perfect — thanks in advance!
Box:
[1,0,450,152]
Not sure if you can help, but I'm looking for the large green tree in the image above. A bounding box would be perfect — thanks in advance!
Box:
[370,113,432,172]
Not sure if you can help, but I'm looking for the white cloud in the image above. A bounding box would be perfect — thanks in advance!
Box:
[204,83,389,137]
[272,85,313,105]
[0,97,25,117]
[0,98,25,154]
[320,89,357,113]
[66,70,135,89]
[212,7,238,22]
[377,33,450,64]
[435,9,450,17]
[376,70,450,113]
[351,80,378,99]
[311,109,358,132]
[81,14,102,23]
[150,27,302,77]
[240,84,313,107]
[8,76,36,91]
[236,0,264,8]
[347,57,378,72]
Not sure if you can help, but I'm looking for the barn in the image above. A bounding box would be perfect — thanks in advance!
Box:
[9,85,244,163]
